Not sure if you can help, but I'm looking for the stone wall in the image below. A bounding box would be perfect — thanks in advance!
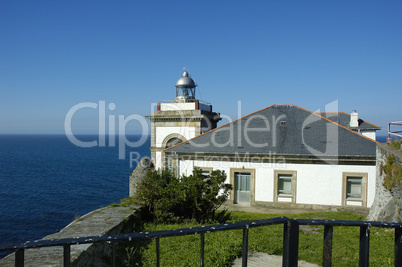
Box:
[0,206,140,266]
[367,143,402,222]
[129,158,153,197]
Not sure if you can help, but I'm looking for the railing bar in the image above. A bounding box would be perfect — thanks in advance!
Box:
[359,225,370,267]
[7,217,402,252]
[296,219,402,228]
[111,242,116,267]
[395,228,402,267]
[3,218,402,253]
[63,244,70,267]
[156,236,160,267]
[2,217,402,266]
[242,226,249,267]
[323,225,333,267]
[0,218,291,251]
[15,248,24,267]
[200,232,205,267]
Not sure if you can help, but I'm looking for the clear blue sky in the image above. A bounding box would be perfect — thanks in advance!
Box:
[1,0,401,136]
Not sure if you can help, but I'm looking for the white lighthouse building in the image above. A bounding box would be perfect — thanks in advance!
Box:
[146,69,221,170]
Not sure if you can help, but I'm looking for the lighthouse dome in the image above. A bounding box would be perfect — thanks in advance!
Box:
[175,71,196,88]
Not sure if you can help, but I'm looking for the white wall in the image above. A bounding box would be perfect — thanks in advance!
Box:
[155,151,162,170]
[178,158,376,207]
[160,103,195,111]
[156,126,196,147]
[361,131,376,141]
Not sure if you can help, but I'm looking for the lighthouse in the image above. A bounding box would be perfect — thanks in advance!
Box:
[146,69,221,171]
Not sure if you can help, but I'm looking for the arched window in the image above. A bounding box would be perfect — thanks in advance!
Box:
[166,137,182,148]
[165,137,183,170]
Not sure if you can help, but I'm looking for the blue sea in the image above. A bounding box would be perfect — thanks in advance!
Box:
[0,134,150,258]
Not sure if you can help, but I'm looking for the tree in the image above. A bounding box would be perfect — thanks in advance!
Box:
[134,168,232,224]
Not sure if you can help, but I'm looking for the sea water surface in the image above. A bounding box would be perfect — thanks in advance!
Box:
[0,134,149,258]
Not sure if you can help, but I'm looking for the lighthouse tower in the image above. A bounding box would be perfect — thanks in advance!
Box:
[146,69,221,170]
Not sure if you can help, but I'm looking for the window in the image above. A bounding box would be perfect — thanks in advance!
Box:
[274,170,297,203]
[278,174,292,196]
[196,167,213,181]
[201,170,211,178]
[163,136,184,171]
[166,155,173,171]
[166,137,182,148]
[346,177,362,199]
[342,172,368,207]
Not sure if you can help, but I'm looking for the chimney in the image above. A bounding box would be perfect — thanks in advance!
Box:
[350,110,359,128]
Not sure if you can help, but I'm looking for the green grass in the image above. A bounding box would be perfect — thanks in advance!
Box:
[389,138,402,151]
[127,210,395,267]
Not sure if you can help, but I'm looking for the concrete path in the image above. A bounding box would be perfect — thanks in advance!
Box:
[232,252,320,267]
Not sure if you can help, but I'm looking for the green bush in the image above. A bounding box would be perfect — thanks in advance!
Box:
[382,154,402,191]
[134,168,233,224]
[389,139,402,151]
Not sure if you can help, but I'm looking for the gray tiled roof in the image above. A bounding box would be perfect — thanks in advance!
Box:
[319,112,381,131]
[165,105,377,158]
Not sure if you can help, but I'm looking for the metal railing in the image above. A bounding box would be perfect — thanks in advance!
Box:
[388,121,402,143]
[1,217,402,267]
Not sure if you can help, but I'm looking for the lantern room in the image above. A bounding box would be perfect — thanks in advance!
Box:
[175,70,196,101]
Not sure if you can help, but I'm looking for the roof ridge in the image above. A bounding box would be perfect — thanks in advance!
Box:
[317,111,381,129]
[317,111,349,115]
[294,105,379,144]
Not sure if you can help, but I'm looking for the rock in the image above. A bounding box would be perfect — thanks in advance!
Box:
[368,144,402,222]
[129,158,154,197]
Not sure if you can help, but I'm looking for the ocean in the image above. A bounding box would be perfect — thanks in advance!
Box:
[0,134,150,258]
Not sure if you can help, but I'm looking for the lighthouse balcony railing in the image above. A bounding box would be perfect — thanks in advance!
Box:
[159,99,211,105]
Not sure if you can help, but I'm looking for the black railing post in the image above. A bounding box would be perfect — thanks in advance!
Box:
[111,242,116,267]
[156,236,160,267]
[15,248,24,267]
[200,233,205,267]
[63,244,71,267]
[323,225,333,267]
[242,225,249,267]
[395,227,402,267]
[359,225,370,267]
[283,220,299,267]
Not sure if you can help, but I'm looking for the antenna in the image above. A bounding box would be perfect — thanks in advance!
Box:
[198,84,203,101]
[183,66,191,78]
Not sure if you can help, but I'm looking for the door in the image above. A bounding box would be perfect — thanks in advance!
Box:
[235,173,251,204]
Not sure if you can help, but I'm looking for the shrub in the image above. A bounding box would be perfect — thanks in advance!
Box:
[388,139,402,151]
[382,154,402,191]
[134,168,233,224]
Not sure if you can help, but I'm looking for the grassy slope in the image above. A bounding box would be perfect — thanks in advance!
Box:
[134,210,394,267]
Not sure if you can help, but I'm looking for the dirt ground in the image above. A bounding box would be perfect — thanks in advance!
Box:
[221,203,369,217]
